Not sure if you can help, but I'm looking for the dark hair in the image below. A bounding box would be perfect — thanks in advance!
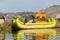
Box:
[2,16,5,21]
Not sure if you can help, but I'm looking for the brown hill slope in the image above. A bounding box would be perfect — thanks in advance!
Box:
[44,5,60,17]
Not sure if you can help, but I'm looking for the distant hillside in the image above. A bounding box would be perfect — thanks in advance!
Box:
[44,5,60,17]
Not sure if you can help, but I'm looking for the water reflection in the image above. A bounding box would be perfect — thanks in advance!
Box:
[5,33,13,40]
[12,29,56,40]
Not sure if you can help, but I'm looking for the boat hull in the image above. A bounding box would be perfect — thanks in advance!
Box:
[12,18,56,29]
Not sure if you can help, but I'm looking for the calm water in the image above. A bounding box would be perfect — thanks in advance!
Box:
[5,33,60,40]
[4,29,60,40]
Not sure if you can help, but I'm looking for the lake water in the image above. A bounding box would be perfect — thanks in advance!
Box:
[4,29,60,40]
[5,34,60,40]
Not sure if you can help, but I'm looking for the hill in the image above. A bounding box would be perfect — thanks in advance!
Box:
[44,5,60,17]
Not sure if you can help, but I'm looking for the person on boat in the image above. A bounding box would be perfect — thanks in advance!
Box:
[24,16,28,24]
[32,15,36,23]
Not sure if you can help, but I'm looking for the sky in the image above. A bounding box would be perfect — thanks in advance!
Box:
[0,0,60,13]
